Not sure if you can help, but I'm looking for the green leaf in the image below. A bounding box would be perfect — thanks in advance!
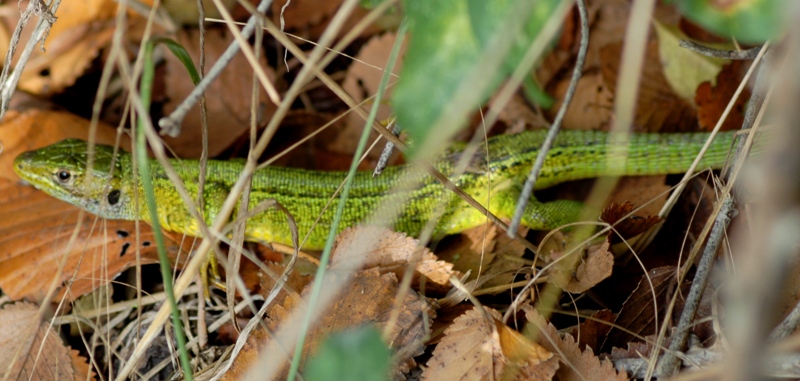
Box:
[393,0,562,158]
[469,0,559,81]
[653,21,728,103]
[304,326,391,381]
[152,37,201,85]
[674,0,785,43]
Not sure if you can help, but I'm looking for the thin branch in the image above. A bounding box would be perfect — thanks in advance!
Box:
[507,0,589,235]
[658,197,735,376]
[158,0,276,136]
[0,0,60,118]
[679,40,762,60]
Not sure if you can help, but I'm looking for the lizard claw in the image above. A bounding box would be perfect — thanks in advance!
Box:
[200,252,227,300]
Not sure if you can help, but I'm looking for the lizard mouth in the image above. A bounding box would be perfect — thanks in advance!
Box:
[13,151,37,183]
[13,150,60,195]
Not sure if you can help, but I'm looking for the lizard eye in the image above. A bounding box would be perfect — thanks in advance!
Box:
[56,170,71,183]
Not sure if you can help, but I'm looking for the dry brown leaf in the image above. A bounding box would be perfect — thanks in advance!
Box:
[568,309,616,354]
[695,60,749,131]
[601,266,675,352]
[428,304,474,345]
[0,179,187,302]
[68,349,94,381]
[609,340,656,360]
[340,32,406,158]
[549,71,614,131]
[0,12,13,63]
[161,29,274,158]
[577,0,680,70]
[601,201,662,244]
[437,224,498,280]
[233,268,433,378]
[252,110,355,170]
[331,226,460,294]
[535,3,598,88]
[493,92,550,131]
[0,302,93,381]
[0,110,188,301]
[17,0,139,94]
[478,226,530,291]
[256,259,313,303]
[600,40,698,132]
[551,241,614,294]
[524,306,628,381]
[0,109,126,181]
[220,325,272,381]
[21,25,115,94]
[423,307,556,381]
[609,176,671,219]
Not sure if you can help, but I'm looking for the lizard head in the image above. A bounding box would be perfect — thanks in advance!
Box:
[13,139,133,219]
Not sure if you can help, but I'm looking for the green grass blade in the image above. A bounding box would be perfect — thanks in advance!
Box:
[286,19,409,381]
[152,37,202,85]
[138,38,194,381]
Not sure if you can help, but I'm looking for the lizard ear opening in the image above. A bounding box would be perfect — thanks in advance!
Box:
[107,189,121,205]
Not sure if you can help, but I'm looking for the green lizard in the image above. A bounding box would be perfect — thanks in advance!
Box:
[13,130,733,252]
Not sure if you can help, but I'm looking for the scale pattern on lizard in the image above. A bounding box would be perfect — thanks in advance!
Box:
[13,130,734,250]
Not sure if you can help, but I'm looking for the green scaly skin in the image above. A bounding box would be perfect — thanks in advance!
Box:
[13,130,734,250]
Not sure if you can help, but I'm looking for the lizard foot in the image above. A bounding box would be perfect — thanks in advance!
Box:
[200,252,227,299]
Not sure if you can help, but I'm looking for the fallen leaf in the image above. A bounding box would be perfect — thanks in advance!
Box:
[17,0,142,94]
[606,176,670,220]
[0,179,187,302]
[0,302,93,381]
[478,225,531,291]
[20,25,116,95]
[256,259,312,303]
[609,339,656,360]
[232,268,433,378]
[493,92,551,131]
[550,241,614,294]
[524,306,629,381]
[549,71,615,131]
[422,306,557,381]
[251,110,357,171]
[161,28,275,158]
[568,309,616,354]
[695,60,750,131]
[339,32,406,162]
[654,21,728,104]
[436,223,498,280]
[343,31,405,113]
[331,226,461,294]
[601,201,662,244]
[600,40,698,132]
[601,266,675,352]
[428,303,474,345]
[535,3,600,88]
